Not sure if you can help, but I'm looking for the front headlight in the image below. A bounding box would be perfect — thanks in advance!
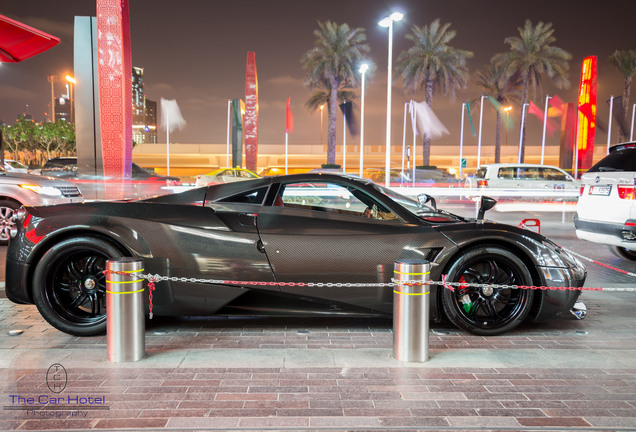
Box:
[19,184,63,197]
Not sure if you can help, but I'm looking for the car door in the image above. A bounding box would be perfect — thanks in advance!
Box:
[255,180,448,313]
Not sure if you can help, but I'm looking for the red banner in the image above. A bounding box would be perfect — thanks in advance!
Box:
[97,0,133,198]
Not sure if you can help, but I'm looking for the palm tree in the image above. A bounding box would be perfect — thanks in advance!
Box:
[476,63,522,163]
[301,21,369,165]
[608,50,636,143]
[396,19,473,166]
[304,79,358,113]
[494,20,571,162]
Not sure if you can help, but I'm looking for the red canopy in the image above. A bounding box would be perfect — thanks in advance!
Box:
[0,14,60,62]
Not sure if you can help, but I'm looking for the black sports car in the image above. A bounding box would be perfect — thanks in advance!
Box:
[6,173,586,336]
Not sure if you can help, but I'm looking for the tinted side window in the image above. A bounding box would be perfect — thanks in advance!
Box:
[475,167,487,179]
[218,186,268,204]
[517,167,539,180]
[497,167,514,179]
[540,168,567,181]
[587,149,636,172]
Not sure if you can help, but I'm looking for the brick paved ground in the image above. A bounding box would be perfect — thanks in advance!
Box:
[1,289,635,431]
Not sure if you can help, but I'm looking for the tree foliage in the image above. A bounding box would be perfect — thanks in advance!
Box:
[493,20,571,162]
[1,117,76,164]
[301,21,369,165]
[396,19,473,165]
[608,49,636,143]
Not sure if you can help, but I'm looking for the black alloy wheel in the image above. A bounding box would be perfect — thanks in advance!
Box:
[0,199,20,245]
[32,237,124,336]
[610,245,636,261]
[441,245,534,336]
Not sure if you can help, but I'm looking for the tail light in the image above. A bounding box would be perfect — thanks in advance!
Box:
[617,179,636,200]
[580,186,585,196]
[477,179,488,187]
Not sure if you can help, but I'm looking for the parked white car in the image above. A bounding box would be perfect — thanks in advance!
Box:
[2,160,29,173]
[574,142,636,260]
[0,167,83,245]
[465,163,579,190]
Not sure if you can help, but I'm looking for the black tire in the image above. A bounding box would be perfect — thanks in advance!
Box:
[609,245,636,261]
[441,245,534,336]
[32,237,124,336]
[0,199,20,246]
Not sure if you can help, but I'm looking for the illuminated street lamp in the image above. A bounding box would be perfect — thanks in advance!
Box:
[379,11,403,187]
[66,75,76,123]
[358,63,368,178]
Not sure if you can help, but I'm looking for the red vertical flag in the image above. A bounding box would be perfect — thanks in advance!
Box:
[286,97,293,133]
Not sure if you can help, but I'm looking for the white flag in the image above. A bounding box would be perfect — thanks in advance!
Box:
[160,98,187,132]
[409,100,449,139]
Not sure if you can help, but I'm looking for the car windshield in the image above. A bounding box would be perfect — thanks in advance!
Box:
[371,184,464,222]
[587,148,636,173]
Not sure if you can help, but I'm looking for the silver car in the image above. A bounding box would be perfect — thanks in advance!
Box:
[0,167,83,245]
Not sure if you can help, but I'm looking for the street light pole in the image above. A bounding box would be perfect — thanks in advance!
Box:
[359,63,368,179]
[320,104,324,146]
[48,75,56,122]
[503,106,512,148]
[477,95,487,168]
[66,75,76,123]
[379,11,403,187]
[541,95,552,164]
[518,103,529,163]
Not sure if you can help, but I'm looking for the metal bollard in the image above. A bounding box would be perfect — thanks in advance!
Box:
[106,257,146,362]
[392,259,430,362]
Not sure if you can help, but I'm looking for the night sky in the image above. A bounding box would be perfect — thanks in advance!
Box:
[2,0,635,156]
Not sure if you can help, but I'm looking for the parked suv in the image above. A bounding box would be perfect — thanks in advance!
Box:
[465,163,579,190]
[574,142,636,260]
[0,167,82,245]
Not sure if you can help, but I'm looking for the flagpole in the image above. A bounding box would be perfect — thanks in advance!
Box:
[359,64,368,178]
[412,108,416,187]
[460,102,465,182]
[226,101,231,167]
[477,95,487,168]
[285,131,288,175]
[166,110,170,176]
[541,95,552,165]
[343,106,347,172]
[518,103,529,164]
[607,96,614,154]
[631,104,635,141]
[401,102,408,185]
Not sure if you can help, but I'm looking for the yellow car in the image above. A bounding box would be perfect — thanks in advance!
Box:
[195,168,260,186]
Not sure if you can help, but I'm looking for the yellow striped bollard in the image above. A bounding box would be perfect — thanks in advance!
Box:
[106,257,146,362]
[392,259,430,362]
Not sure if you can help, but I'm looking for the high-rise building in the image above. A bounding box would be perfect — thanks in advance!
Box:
[54,96,71,122]
[132,66,157,144]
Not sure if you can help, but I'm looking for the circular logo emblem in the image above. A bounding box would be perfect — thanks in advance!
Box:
[595,176,600,183]
[46,363,68,393]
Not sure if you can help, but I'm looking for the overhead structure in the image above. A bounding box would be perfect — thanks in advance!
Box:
[0,14,60,62]
[244,52,259,171]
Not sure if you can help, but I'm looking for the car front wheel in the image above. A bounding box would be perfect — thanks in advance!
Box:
[441,245,534,336]
[32,237,124,336]
[0,199,20,245]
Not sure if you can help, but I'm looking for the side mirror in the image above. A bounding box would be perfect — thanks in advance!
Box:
[417,193,436,210]
[477,196,497,220]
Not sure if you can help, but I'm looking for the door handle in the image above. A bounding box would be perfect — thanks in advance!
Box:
[256,239,266,253]
[238,213,257,226]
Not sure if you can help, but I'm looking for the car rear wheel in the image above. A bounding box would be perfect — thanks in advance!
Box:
[32,237,124,336]
[441,245,534,336]
[0,199,20,246]
[610,245,636,261]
